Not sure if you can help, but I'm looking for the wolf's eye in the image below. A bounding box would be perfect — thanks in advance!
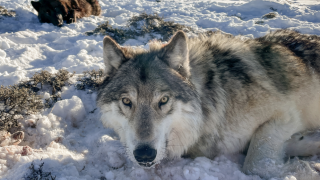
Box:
[159,96,169,108]
[122,98,132,107]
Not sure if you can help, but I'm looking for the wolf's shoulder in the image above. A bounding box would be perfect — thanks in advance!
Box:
[256,29,320,74]
[256,29,320,44]
[188,30,318,95]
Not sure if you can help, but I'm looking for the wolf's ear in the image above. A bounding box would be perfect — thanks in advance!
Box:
[31,1,41,12]
[161,31,190,77]
[103,36,127,76]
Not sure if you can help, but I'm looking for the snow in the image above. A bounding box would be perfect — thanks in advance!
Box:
[0,0,320,179]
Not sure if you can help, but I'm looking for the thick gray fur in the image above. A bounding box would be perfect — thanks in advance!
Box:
[97,30,320,179]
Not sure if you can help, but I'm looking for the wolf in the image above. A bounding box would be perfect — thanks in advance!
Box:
[97,29,320,179]
[31,0,101,26]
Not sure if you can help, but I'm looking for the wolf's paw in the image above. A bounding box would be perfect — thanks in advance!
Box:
[107,151,125,169]
[286,130,320,157]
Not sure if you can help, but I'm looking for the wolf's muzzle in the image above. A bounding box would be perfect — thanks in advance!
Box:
[133,145,157,167]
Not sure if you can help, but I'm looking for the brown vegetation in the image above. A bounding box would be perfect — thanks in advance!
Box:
[31,0,101,26]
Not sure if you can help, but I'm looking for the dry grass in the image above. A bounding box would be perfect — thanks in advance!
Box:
[76,69,104,91]
[0,6,16,17]
[262,12,277,19]
[255,20,264,25]
[86,13,194,43]
[0,70,75,131]
[0,85,43,131]
[25,161,56,180]
[0,68,106,132]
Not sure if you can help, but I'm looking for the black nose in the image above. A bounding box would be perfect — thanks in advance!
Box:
[133,145,157,164]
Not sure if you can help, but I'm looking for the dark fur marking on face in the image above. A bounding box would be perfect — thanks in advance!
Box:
[174,95,190,103]
[136,107,154,140]
[117,104,126,116]
[98,56,197,108]
[167,106,174,115]
[140,65,147,83]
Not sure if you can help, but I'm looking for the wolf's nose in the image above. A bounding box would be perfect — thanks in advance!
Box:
[133,145,157,164]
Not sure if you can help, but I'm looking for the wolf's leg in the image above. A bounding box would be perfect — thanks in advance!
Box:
[243,113,320,179]
[285,130,320,157]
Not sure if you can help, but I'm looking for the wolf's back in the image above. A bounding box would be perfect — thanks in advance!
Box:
[257,30,320,74]
[187,29,320,98]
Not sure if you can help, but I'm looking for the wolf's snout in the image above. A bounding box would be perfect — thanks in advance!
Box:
[133,145,157,166]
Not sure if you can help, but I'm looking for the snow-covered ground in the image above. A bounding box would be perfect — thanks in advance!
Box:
[1,0,320,179]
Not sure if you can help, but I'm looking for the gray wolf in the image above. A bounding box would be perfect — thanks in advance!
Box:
[31,0,101,26]
[97,29,320,179]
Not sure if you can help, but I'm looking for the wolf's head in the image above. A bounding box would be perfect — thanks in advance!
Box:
[31,0,78,26]
[97,31,203,168]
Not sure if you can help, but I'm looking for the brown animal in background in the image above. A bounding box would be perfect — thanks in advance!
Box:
[31,0,101,26]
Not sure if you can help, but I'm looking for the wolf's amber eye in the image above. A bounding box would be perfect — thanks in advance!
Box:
[159,96,169,108]
[122,98,132,107]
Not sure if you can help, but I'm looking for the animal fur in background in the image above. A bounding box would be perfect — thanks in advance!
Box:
[98,29,320,179]
[31,0,101,26]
